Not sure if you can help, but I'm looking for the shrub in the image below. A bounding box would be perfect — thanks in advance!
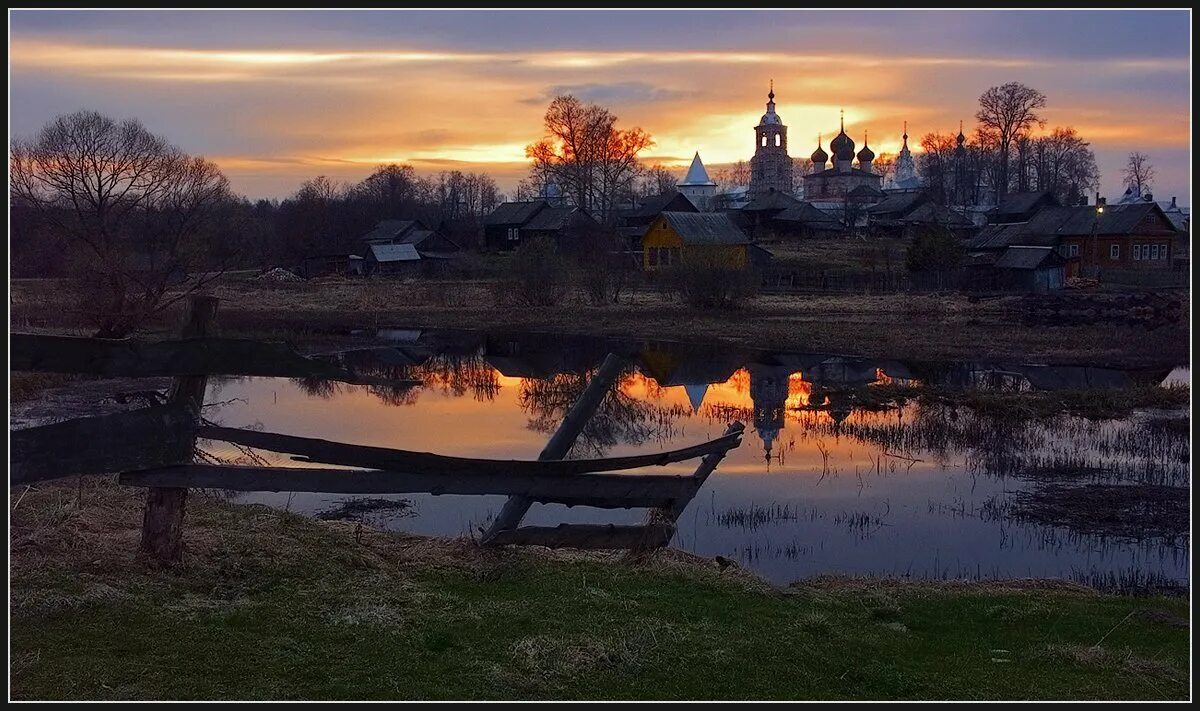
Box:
[494,236,571,307]
[661,249,758,309]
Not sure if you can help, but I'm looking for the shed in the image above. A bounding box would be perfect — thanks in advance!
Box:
[992,246,1066,291]
[365,243,421,276]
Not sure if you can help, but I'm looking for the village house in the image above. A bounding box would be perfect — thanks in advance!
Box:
[963,246,1067,292]
[969,199,1180,279]
[481,199,598,252]
[359,218,460,257]
[615,191,699,252]
[641,211,767,271]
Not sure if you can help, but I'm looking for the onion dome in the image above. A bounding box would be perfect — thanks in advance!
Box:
[830,110,855,160]
[810,134,828,165]
[856,131,875,163]
[956,120,966,145]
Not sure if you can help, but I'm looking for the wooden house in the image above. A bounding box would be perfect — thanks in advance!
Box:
[615,192,698,252]
[481,200,598,252]
[642,212,755,271]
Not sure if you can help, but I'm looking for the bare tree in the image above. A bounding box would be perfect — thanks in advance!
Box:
[11,110,234,337]
[526,95,654,225]
[1122,152,1156,198]
[1029,127,1099,205]
[917,133,956,204]
[872,153,896,186]
[975,82,1047,198]
[713,160,751,188]
[637,164,679,197]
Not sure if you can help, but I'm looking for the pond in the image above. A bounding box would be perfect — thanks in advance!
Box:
[201,328,1190,590]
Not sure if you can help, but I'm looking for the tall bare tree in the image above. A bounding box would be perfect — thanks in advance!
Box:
[526,95,653,225]
[975,82,1047,198]
[636,164,678,198]
[1122,152,1156,198]
[1028,127,1099,205]
[11,110,233,336]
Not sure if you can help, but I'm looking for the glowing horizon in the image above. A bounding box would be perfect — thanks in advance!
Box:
[9,9,1191,204]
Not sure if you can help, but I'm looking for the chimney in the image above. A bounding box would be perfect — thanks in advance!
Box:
[1171,197,1177,209]
[1144,192,1154,202]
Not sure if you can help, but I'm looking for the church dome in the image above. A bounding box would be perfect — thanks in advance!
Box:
[810,138,828,165]
[830,129,855,161]
[759,85,782,126]
[856,133,874,163]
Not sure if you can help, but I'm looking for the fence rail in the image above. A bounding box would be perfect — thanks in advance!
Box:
[10,296,744,561]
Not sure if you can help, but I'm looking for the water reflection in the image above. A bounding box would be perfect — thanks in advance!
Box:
[201,328,1189,590]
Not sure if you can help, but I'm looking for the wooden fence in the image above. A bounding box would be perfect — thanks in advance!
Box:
[10,296,744,561]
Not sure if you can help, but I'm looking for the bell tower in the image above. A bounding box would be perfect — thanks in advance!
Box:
[749,81,793,198]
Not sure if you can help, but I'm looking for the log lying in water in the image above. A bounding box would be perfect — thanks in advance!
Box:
[118,464,695,504]
[10,333,418,386]
[196,424,743,477]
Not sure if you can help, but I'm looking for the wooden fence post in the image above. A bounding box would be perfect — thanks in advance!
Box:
[140,295,218,563]
[481,352,626,545]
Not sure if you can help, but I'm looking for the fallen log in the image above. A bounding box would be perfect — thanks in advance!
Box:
[118,464,695,502]
[196,425,742,477]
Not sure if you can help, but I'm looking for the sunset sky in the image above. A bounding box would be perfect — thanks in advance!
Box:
[9,9,1192,204]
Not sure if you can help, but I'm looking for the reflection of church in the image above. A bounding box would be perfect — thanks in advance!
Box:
[747,362,791,461]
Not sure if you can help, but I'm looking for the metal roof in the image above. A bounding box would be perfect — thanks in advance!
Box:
[523,206,578,231]
[360,219,422,243]
[658,211,750,246]
[677,152,717,187]
[367,243,421,263]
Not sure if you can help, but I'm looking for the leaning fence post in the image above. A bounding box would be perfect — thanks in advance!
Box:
[140,294,218,563]
[481,352,626,545]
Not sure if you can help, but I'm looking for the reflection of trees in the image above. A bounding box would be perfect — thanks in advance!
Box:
[411,354,501,402]
[518,367,689,457]
[293,353,500,407]
[293,377,343,399]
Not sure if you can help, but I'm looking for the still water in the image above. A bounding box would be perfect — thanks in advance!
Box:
[202,328,1189,588]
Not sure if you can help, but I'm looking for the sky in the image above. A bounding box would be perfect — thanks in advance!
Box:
[8,9,1192,204]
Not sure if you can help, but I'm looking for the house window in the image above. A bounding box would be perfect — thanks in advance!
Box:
[1110,244,1120,259]
[1133,245,1142,260]
[648,248,659,267]
[1068,244,1080,257]
[507,227,519,242]
[1152,244,1161,260]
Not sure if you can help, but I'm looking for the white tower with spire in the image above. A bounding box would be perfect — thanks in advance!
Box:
[676,151,718,211]
[893,121,919,190]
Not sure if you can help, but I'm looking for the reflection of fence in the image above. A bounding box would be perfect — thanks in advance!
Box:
[11,296,743,562]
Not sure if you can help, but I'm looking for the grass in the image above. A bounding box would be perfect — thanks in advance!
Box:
[9,478,1190,701]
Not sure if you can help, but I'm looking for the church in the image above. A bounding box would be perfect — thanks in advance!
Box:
[802,113,884,206]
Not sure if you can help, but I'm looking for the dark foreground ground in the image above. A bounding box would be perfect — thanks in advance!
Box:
[9,276,1191,368]
[9,478,1189,701]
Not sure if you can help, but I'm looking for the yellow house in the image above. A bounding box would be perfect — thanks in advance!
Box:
[642,211,752,271]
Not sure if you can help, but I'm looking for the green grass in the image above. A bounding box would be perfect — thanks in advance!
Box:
[9,479,1190,701]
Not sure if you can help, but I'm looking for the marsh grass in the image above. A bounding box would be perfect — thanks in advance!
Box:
[9,477,1191,700]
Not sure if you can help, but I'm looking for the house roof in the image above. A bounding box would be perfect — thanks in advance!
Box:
[993,246,1065,270]
[903,202,975,227]
[1049,202,1172,236]
[848,184,887,199]
[772,202,842,227]
[658,211,750,246]
[367,243,421,263]
[523,205,582,231]
[865,191,928,216]
[743,190,801,212]
[361,219,423,243]
[399,229,460,251]
[618,192,698,221]
[991,191,1059,220]
[484,200,547,226]
[678,152,717,187]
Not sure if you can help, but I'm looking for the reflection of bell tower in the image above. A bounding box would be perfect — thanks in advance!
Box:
[748,363,791,461]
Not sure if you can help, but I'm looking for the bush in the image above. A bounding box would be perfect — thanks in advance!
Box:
[494,236,571,307]
[660,250,758,309]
